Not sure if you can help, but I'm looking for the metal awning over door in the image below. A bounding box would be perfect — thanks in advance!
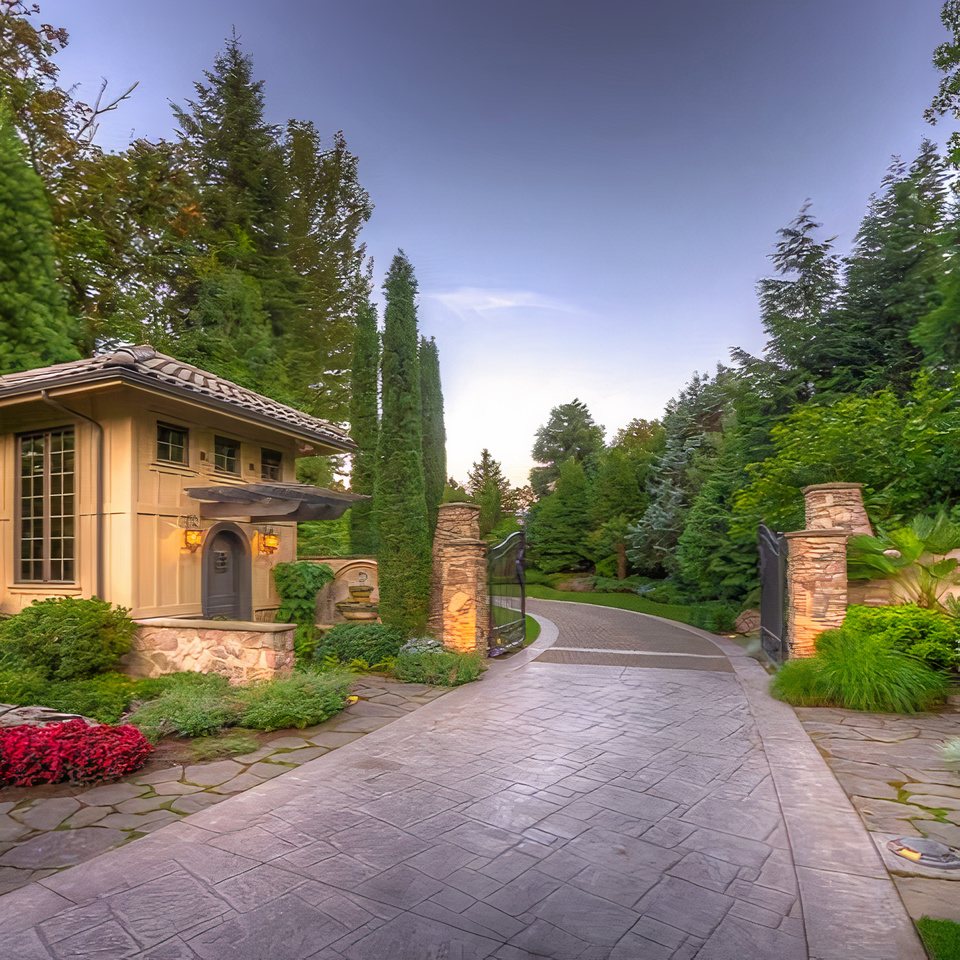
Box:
[185,482,365,522]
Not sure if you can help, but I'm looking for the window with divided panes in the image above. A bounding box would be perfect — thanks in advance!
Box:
[18,428,76,582]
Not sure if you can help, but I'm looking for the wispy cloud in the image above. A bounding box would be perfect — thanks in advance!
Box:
[427,287,580,320]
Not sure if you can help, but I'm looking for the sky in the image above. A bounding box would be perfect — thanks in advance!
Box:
[36,0,951,486]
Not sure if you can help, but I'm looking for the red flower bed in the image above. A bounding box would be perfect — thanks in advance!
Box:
[0,719,153,786]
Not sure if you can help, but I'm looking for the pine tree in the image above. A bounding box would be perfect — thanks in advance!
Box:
[375,252,431,634]
[527,459,592,574]
[467,448,511,537]
[349,299,379,555]
[530,398,605,497]
[171,36,295,388]
[419,336,446,535]
[0,109,78,373]
[283,123,372,419]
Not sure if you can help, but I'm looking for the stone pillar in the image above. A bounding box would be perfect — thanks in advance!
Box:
[802,483,873,535]
[784,529,848,658]
[429,503,490,655]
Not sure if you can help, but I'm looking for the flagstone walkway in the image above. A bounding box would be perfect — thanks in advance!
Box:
[0,602,927,959]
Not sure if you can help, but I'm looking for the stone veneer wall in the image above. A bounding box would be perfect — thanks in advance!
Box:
[784,483,876,658]
[784,529,849,658]
[125,619,295,683]
[429,502,490,655]
[803,483,874,535]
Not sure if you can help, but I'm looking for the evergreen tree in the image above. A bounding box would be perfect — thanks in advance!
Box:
[171,35,295,388]
[834,142,948,395]
[527,458,592,573]
[467,448,511,537]
[282,122,372,418]
[349,299,379,555]
[530,398,605,497]
[375,252,431,634]
[419,336,446,535]
[0,108,78,373]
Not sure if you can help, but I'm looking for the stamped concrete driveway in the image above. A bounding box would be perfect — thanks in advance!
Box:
[0,601,925,959]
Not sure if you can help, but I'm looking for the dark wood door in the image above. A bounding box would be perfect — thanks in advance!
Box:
[204,530,244,618]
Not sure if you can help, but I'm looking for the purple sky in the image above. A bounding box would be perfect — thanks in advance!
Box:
[38,0,949,485]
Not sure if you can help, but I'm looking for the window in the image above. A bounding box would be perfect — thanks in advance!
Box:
[157,423,188,464]
[261,448,282,481]
[18,428,75,582]
[214,436,239,474]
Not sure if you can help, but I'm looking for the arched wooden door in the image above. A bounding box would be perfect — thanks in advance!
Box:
[202,525,252,620]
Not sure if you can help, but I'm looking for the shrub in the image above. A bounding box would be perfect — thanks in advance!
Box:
[394,648,485,686]
[237,667,353,730]
[943,737,960,766]
[591,575,652,594]
[841,604,960,672]
[770,657,833,707]
[273,561,335,659]
[772,630,948,713]
[635,580,690,605]
[0,597,136,680]
[317,622,407,666]
[0,668,137,724]
[127,674,240,740]
[0,719,152,786]
[688,601,740,633]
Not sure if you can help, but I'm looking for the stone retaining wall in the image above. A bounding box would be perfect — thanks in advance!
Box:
[124,619,296,683]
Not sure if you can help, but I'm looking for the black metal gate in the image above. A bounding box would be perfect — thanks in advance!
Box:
[758,523,788,662]
[488,531,526,656]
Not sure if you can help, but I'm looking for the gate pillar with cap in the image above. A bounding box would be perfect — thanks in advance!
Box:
[429,503,490,654]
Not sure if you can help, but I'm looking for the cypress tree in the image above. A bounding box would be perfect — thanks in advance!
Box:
[0,109,78,373]
[375,251,431,634]
[419,336,446,535]
[349,299,380,554]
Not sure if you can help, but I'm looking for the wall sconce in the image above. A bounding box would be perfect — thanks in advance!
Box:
[259,529,280,555]
[183,527,203,552]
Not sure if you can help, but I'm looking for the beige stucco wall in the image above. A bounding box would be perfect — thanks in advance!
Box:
[0,382,323,620]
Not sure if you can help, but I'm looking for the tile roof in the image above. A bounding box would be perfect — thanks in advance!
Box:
[0,345,355,451]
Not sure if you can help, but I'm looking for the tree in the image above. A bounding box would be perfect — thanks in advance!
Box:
[348,300,379,555]
[419,336,446,535]
[467,448,511,537]
[0,108,78,372]
[282,123,372,419]
[374,252,431,634]
[170,35,295,390]
[530,398,605,497]
[526,458,592,573]
[926,0,960,167]
[757,202,840,384]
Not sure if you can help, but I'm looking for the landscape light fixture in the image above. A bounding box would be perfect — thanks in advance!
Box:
[183,527,203,552]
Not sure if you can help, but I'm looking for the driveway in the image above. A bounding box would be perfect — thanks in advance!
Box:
[0,601,924,959]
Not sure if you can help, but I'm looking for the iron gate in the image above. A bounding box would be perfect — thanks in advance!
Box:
[488,531,526,656]
[758,523,788,662]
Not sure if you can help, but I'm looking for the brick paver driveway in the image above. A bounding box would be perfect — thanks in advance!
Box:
[0,601,923,959]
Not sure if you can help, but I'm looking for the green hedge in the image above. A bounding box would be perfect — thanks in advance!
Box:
[316,622,407,666]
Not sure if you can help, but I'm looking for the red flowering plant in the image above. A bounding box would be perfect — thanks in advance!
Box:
[0,719,153,787]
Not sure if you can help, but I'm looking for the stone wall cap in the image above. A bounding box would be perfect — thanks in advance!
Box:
[801,482,865,493]
[783,528,848,539]
[438,501,480,512]
[135,618,295,632]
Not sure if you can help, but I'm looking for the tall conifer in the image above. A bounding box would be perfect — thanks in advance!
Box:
[0,109,77,373]
[419,336,446,535]
[349,299,380,554]
[375,252,431,633]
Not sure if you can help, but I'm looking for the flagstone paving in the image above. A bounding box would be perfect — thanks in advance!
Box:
[795,704,960,923]
[0,603,928,958]
[0,678,449,897]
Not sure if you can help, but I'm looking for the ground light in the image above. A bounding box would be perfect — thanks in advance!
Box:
[889,837,960,869]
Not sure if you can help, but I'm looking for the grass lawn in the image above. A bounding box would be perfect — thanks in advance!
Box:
[525,615,541,644]
[525,583,694,626]
[918,917,960,960]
